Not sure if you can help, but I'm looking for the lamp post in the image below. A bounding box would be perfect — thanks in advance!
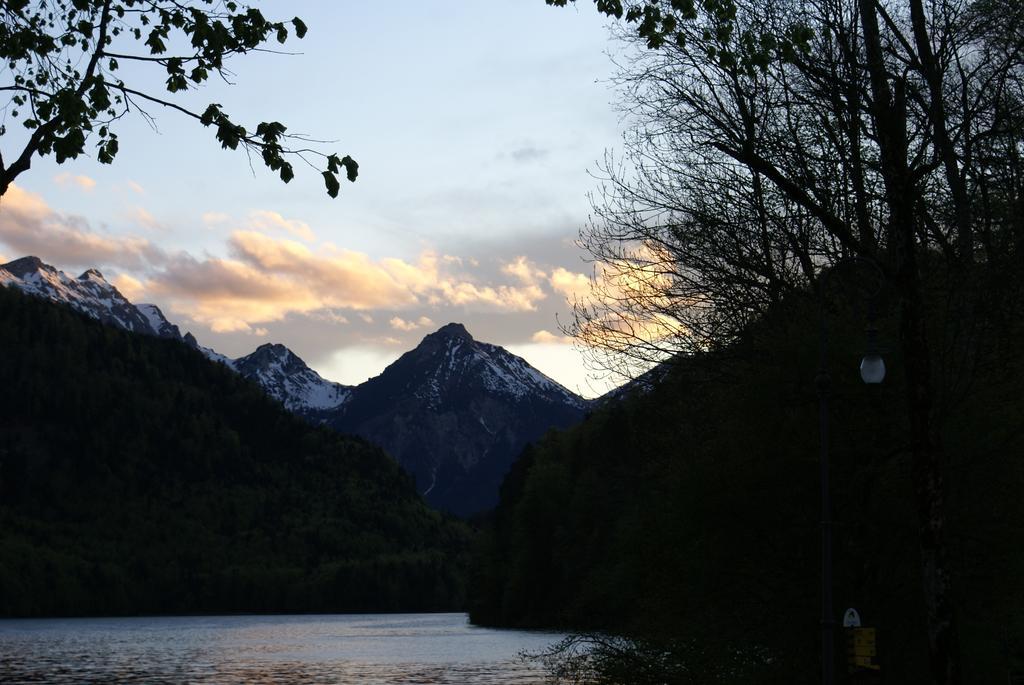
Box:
[817,257,885,685]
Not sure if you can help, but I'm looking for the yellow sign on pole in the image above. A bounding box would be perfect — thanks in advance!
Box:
[854,628,876,656]
[846,627,881,671]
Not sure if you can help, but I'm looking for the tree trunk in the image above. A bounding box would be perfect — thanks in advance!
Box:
[895,233,963,685]
[857,1,963,679]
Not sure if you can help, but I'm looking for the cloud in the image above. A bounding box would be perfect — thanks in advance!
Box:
[248,210,316,242]
[531,329,574,345]
[0,186,568,337]
[567,244,693,350]
[111,273,147,301]
[308,310,350,325]
[504,341,615,400]
[510,145,549,163]
[389,315,435,332]
[503,255,546,285]
[228,230,418,309]
[139,230,548,332]
[436,279,545,311]
[202,212,230,226]
[318,345,404,386]
[126,180,146,195]
[144,253,324,332]
[0,185,164,270]
[202,210,315,242]
[549,267,591,300]
[389,316,418,332]
[54,172,96,191]
[125,206,167,232]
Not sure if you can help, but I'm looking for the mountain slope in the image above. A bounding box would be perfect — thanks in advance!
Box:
[0,285,470,617]
[327,323,588,516]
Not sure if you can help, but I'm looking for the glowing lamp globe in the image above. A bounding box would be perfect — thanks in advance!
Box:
[859,354,886,384]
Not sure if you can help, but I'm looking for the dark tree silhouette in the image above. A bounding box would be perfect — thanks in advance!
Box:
[549,0,1024,682]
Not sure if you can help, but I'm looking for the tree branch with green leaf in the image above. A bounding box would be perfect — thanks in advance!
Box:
[0,0,357,198]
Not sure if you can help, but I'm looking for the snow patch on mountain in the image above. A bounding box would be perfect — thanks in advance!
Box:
[136,303,182,339]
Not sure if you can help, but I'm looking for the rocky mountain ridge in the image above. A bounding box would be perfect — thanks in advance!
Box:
[0,256,600,514]
[0,257,349,414]
[0,256,181,339]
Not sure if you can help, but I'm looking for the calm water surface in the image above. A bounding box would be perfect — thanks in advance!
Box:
[0,612,564,684]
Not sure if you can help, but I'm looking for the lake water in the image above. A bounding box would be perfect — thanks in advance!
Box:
[0,612,565,684]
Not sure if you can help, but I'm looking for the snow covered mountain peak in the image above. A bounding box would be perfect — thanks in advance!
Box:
[2,255,51,278]
[247,342,302,364]
[234,343,352,413]
[430,322,473,340]
[384,322,586,410]
[78,268,106,283]
[0,256,179,339]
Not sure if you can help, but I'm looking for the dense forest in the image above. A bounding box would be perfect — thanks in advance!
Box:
[469,280,1024,683]
[0,285,471,617]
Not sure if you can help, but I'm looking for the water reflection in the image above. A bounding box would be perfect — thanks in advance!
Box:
[0,613,560,684]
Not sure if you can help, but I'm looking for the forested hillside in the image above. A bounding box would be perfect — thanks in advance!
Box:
[470,290,1024,683]
[0,286,471,617]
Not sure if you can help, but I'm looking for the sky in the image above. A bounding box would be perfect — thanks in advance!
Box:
[0,1,628,397]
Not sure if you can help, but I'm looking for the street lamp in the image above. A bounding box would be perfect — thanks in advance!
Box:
[859,323,886,384]
[817,257,885,685]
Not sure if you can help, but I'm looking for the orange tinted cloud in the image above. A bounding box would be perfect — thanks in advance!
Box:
[570,244,694,351]
[0,186,558,334]
[549,267,591,300]
[531,329,574,345]
[436,279,545,311]
[0,185,164,269]
[203,209,315,242]
[228,231,417,309]
[139,231,549,332]
[111,273,147,301]
[389,315,434,332]
[248,210,316,242]
[125,206,166,232]
[503,255,546,284]
[145,254,324,332]
[54,172,96,191]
